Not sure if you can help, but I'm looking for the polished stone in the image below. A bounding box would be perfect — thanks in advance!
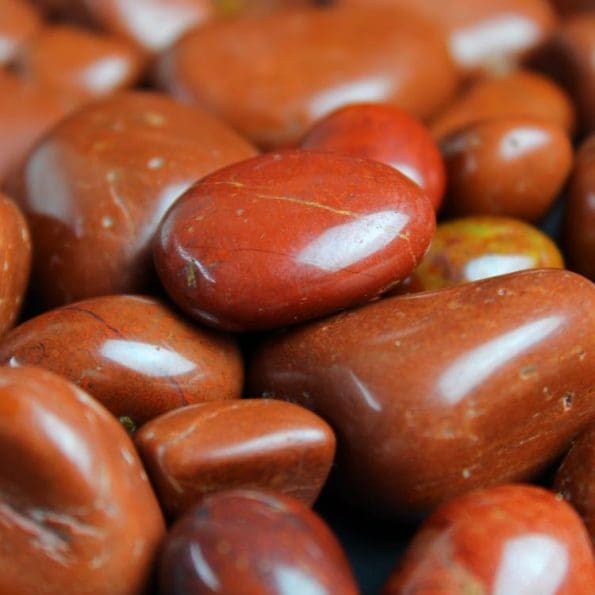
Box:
[0,366,165,595]
[382,485,595,594]
[154,150,436,331]
[0,295,244,425]
[159,490,359,595]
[250,269,595,518]
[136,399,336,518]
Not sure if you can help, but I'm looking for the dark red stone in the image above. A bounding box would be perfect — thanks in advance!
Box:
[135,399,336,518]
[0,193,31,335]
[0,295,244,426]
[564,134,595,282]
[249,269,595,518]
[0,366,165,595]
[154,150,436,331]
[159,490,359,595]
[442,116,573,221]
[157,5,460,148]
[555,425,595,546]
[13,91,257,307]
[382,485,595,594]
[301,103,445,210]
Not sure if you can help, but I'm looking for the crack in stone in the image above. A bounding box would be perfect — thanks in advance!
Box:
[206,181,357,218]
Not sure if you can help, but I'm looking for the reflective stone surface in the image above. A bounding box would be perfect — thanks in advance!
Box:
[14,91,257,307]
[343,0,556,75]
[157,5,460,148]
[442,116,572,221]
[159,490,359,595]
[0,70,74,188]
[382,485,595,594]
[249,269,595,518]
[393,215,564,293]
[136,399,336,518]
[0,366,165,595]
[15,25,145,99]
[0,193,31,335]
[0,295,243,425]
[82,0,215,52]
[0,0,41,66]
[154,150,436,331]
[564,134,595,282]
[431,70,575,139]
[301,103,445,210]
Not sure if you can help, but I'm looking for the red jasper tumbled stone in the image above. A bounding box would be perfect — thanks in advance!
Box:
[135,399,336,518]
[0,0,42,66]
[154,150,436,332]
[250,269,595,518]
[15,24,145,100]
[159,490,359,595]
[0,295,244,426]
[564,134,595,282]
[382,485,595,594]
[13,91,257,307]
[555,425,595,547]
[0,70,75,188]
[0,193,31,336]
[0,366,165,595]
[300,103,446,211]
[157,5,460,148]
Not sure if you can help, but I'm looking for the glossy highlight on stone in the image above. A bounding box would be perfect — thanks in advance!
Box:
[159,490,359,595]
[344,0,557,75]
[0,193,31,335]
[158,5,460,148]
[14,91,257,307]
[382,485,595,594]
[0,295,243,425]
[0,0,42,66]
[15,25,145,99]
[564,134,595,282]
[154,150,436,331]
[300,103,445,210]
[393,215,564,294]
[82,0,215,52]
[249,269,595,518]
[0,70,74,188]
[442,116,572,221]
[431,70,576,139]
[0,366,165,595]
[555,426,595,547]
[136,399,336,518]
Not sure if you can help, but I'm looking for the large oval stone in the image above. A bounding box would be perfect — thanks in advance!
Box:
[0,366,165,595]
[249,269,595,518]
[13,91,257,308]
[0,295,243,426]
[154,150,436,331]
[157,5,460,148]
[344,0,556,76]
